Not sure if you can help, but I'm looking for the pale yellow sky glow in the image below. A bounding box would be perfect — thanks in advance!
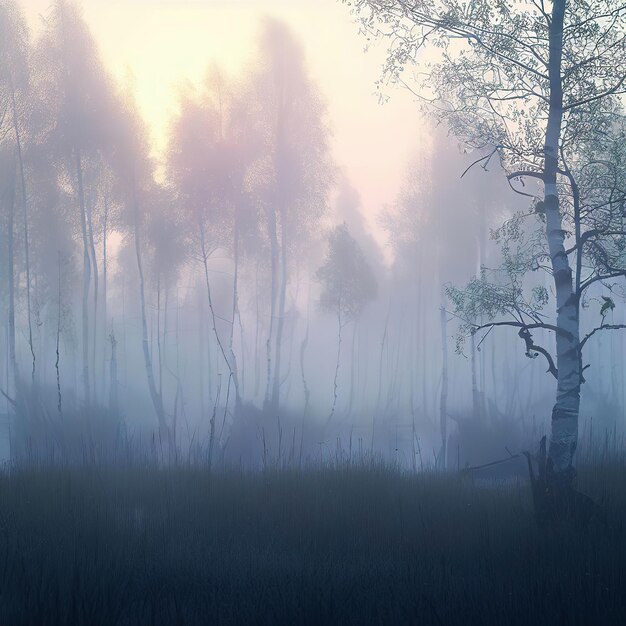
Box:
[22,0,425,244]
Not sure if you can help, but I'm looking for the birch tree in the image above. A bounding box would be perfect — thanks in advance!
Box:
[113,89,176,449]
[167,69,254,411]
[317,223,377,423]
[0,2,34,384]
[34,1,119,405]
[249,19,333,414]
[349,0,626,490]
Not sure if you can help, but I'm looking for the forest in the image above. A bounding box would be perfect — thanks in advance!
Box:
[1,0,626,624]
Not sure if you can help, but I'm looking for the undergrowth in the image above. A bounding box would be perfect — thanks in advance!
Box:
[0,459,624,625]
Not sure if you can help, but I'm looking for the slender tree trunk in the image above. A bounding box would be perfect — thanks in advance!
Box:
[229,221,242,409]
[279,304,298,392]
[200,231,237,406]
[102,193,108,398]
[172,297,181,449]
[264,207,279,409]
[199,300,206,421]
[132,181,170,445]
[611,323,618,403]
[478,204,487,402]
[490,332,497,407]
[376,299,391,412]
[439,303,448,469]
[75,147,91,405]
[545,0,580,475]
[386,309,404,415]
[5,154,18,390]
[348,320,358,416]
[420,256,428,414]
[199,288,213,406]
[11,85,35,384]
[157,276,163,397]
[238,307,245,398]
[300,290,311,419]
[55,252,63,418]
[470,331,482,421]
[254,265,260,400]
[327,301,343,425]
[121,275,128,394]
[86,193,99,403]
[371,298,391,452]
[109,330,118,416]
[165,287,171,395]
[270,207,288,411]
[472,237,484,421]
[2,327,7,410]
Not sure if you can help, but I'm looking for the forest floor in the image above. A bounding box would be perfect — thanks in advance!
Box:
[0,461,625,625]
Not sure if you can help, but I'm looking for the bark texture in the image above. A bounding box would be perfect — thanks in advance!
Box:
[545,0,580,475]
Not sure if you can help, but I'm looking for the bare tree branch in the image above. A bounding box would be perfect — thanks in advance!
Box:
[580,324,626,350]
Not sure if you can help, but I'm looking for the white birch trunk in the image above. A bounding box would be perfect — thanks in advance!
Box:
[229,220,242,408]
[132,181,170,445]
[545,0,580,474]
[439,303,448,469]
[5,152,18,390]
[75,148,91,406]
[264,207,279,409]
[11,85,35,384]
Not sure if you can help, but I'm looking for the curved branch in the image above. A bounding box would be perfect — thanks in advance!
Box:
[565,228,598,255]
[506,170,545,199]
[580,324,626,350]
[472,320,573,339]
[563,72,626,111]
[460,146,499,178]
[507,177,541,200]
[507,170,545,182]
[518,328,558,379]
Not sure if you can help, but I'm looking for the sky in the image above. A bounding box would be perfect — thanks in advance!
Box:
[22,0,426,253]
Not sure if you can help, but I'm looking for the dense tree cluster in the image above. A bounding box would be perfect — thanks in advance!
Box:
[3,0,626,473]
[0,4,341,456]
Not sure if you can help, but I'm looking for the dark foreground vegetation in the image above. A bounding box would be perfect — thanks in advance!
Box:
[0,458,625,626]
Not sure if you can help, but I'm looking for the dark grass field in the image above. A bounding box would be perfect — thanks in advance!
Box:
[0,460,625,625]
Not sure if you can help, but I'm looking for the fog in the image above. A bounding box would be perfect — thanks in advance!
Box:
[1,0,624,469]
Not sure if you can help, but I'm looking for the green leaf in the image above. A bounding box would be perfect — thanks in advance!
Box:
[600,296,615,316]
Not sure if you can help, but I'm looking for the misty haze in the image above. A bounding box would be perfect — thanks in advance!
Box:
[1,1,626,624]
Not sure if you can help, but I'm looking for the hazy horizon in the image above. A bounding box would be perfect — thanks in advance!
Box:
[23,0,426,259]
